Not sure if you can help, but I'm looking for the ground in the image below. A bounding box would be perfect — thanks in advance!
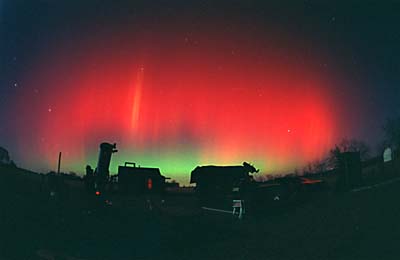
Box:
[1,166,400,259]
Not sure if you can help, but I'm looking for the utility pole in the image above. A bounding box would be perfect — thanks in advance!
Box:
[57,152,62,175]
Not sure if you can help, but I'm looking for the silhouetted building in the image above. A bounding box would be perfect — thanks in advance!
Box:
[190,162,258,196]
[0,146,10,165]
[118,162,167,194]
[336,152,362,190]
[84,165,95,192]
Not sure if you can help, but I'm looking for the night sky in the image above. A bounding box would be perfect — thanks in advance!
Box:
[1,1,399,184]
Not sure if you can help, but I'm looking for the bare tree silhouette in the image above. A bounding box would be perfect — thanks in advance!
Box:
[328,138,370,168]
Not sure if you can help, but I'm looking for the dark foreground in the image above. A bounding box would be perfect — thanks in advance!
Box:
[1,167,400,259]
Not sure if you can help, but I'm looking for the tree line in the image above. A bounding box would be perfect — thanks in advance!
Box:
[303,116,400,175]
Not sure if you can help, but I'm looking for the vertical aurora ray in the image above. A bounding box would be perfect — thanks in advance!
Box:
[131,67,144,133]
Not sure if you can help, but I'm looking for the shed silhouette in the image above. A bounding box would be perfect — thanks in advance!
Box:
[118,162,167,194]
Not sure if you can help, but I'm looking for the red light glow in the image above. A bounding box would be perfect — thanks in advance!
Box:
[13,19,341,184]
